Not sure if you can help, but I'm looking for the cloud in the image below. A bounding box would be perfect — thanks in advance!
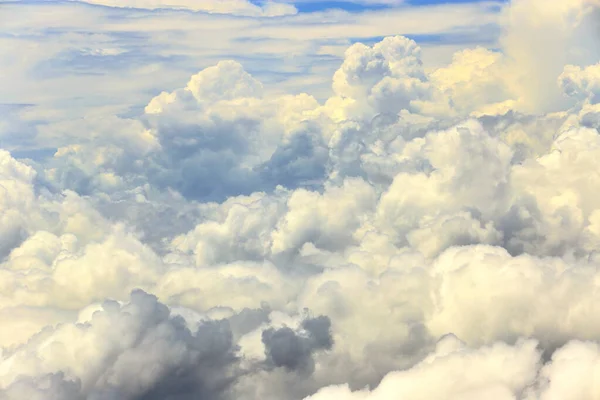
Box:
[0,290,241,399]
[262,315,333,373]
[498,0,600,113]
[534,340,600,399]
[71,0,298,16]
[0,150,38,258]
[0,288,336,399]
[2,0,600,398]
[305,337,600,400]
[0,0,504,125]
[329,35,432,118]
[560,63,600,104]
[140,60,328,201]
[306,336,541,400]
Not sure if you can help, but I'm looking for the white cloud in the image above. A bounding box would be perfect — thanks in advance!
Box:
[498,0,600,113]
[73,0,298,16]
[0,0,504,124]
[560,63,600,104]
[329,36,432,119]
[1,0,600,398]
[306,336,541,400]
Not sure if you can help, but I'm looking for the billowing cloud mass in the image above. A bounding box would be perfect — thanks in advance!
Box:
[2,0,600,398]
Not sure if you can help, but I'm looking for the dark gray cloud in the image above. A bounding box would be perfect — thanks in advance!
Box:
[0,290,242,400]
[262,316,333,374]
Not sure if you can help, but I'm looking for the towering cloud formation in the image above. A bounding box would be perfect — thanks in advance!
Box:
[2,0,600,398]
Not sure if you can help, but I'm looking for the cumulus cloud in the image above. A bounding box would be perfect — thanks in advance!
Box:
[306,336,541,400]
[139,60,328,201]
[262,315,333,373]
[498,0,600,113]
[330,36,430,116]
[0,290,240,399]
[560,63,600,104]
[2,0,600,398]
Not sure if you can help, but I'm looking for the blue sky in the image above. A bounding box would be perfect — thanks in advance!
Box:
[289,1,390,12]
[252,0,509,13]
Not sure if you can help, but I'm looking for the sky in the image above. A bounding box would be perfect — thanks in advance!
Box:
[285,0,507,12]
[1,0,600,399]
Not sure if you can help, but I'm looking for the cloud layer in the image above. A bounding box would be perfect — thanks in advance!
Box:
[76,0,298,16]
[2,0,600,398]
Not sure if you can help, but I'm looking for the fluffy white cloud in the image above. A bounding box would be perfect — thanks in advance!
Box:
[0,150,38,258]
[560,63,600,104]
[0,290,240,398]
[306,337,600,400]
[330,36,430,117]
[498,0,600,113]
[306,336,541,400]
[141,61,328,200]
